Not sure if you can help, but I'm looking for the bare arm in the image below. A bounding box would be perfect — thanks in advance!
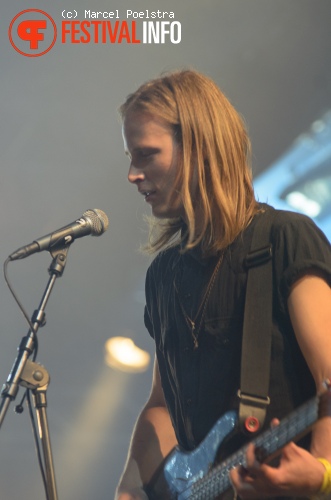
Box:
[115,356,178,500]
[230,274,331,498]
[288,275,331,463]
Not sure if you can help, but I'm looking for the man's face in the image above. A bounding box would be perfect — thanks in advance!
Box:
[122,112,184,219]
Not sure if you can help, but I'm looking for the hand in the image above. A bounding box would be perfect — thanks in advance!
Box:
[115,486,149,500]
[229,440,325,499]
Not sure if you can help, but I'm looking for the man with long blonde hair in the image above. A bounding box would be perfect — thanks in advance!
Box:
[115,70,331,500]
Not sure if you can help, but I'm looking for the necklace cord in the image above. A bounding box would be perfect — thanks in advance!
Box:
[174,252,224,348]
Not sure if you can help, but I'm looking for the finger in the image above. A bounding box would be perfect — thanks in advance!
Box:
[229,465,251,490]
[246,443,260,470]
[229,465,260,499]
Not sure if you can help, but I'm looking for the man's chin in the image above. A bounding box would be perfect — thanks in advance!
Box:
[151,204,182,220]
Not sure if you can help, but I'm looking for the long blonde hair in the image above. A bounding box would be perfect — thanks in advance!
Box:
[120,69,259,255]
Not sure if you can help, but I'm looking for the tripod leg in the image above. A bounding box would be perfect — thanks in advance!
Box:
[33,385,58,500]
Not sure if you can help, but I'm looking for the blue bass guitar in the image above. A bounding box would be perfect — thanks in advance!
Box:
[145,393,325,499]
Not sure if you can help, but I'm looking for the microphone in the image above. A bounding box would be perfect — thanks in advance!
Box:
[9,209,109,261]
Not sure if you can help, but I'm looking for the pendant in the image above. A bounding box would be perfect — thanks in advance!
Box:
[191,324,199,349]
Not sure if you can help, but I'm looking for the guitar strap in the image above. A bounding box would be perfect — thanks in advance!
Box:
[238,208,275,435]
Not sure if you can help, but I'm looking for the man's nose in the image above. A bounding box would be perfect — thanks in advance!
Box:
[128,164,145,184]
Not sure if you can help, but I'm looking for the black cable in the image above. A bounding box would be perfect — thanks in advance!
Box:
[4,258,38,337]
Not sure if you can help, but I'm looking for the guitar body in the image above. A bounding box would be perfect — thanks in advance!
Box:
[145,411,238,499]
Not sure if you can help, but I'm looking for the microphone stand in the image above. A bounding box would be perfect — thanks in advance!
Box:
[0,246,71,500]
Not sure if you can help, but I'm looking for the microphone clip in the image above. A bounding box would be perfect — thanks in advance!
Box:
[48,246,70,277]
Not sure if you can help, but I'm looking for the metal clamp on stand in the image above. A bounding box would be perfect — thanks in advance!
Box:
[20,360,57,500]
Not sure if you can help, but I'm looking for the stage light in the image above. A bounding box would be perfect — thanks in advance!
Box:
[254,110,331,239]
[285,191,321,217]
[104,336,150,373]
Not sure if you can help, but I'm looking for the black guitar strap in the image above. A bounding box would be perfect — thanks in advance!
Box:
[238,208,275,435]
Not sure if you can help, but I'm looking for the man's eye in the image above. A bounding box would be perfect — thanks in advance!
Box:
[140,150,155,158]
[130,149,158,164]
